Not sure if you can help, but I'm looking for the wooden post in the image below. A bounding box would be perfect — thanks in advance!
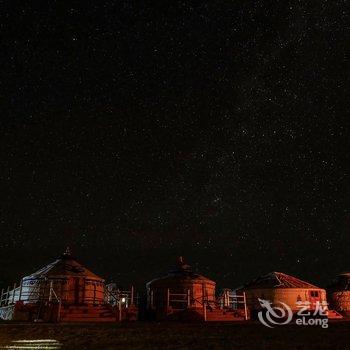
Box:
[5,286,10,305]
[0,288,4,306]
[131,286,134,306]
[243,292,248,320]
[49,281,53,302]
[57,299,62,322]
[60,281,63,303]
[42,279,47,305]
[11,283,16,304]
[187,289,190,307]
[19,280,23,301]
[119,299,122,322]
[166,288,170,310]
[203,303,207,321]
[93,283,96,305]
[150,290,154,309]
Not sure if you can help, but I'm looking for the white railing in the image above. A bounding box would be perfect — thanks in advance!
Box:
[148,289,191,311]
[0,281,62,322]
[218,290,248,320]
[0,283,22,306]
[104,285,136,308]
[148,288,248,320]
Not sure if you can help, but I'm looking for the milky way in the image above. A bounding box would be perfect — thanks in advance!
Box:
[0,2,348,291]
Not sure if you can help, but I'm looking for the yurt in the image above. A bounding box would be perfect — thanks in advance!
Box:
[146,257,216,320]
[0,248,138,322]
[238,271,327,315]
[328,272,350,317]
[20,247,105,305]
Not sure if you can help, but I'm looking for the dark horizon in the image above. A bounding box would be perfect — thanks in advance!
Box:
[0,2,348,293]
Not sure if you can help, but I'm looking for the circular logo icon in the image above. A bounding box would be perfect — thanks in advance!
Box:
[258,298,293,328]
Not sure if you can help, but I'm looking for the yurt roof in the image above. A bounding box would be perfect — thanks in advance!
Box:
[242,272,320,289]
[22,248,104,281]
[147,257,215,287]
[338,272,350,278]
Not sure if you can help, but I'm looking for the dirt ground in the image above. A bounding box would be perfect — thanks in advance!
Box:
[0,321,349,350]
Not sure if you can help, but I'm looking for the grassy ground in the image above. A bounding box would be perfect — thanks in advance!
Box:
[0,321,349,350]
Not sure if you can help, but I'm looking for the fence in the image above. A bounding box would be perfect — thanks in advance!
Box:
[148,287,248,319]
[0,279,136,308]
[105,285,136,308]
[218,290,248,320]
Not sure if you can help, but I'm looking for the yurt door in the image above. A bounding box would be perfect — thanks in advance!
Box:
[308,290,321,308]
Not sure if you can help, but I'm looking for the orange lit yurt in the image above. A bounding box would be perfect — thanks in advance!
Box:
[146,257,216,320]
[146,257,247,321]
[238,271,327,316]
[328,272,350,317]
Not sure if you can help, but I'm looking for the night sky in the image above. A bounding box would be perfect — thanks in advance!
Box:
[0,2,348,291]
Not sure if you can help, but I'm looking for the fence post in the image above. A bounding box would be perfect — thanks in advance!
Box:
[243,292,248,320]
[0,288,4,306]
[6,286,10,305]
[187,289,190,307]
[57,299,62,322]
[167,288,170,310]
[11,283,16,304]
[131,286,134,306]
[12,283,16,304]
[19,280,23,301]
[201,283,206,304]
[49,281,53,302]
[150,290,154,309]
[203,303,207,321]
[119,299,122,322]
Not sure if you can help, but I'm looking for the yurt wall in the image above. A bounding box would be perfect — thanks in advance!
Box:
[330,291,350,316]
[328,273,350,317]
[149,280,215,310]
[240,272,327,313]
[244,288,327,312]
[20,276,105,305]
[19,249,106,305]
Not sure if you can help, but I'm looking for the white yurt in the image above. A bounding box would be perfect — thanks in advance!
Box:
[20,248,105,305]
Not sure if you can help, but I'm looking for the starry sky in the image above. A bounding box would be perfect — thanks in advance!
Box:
[0,1,348,291]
